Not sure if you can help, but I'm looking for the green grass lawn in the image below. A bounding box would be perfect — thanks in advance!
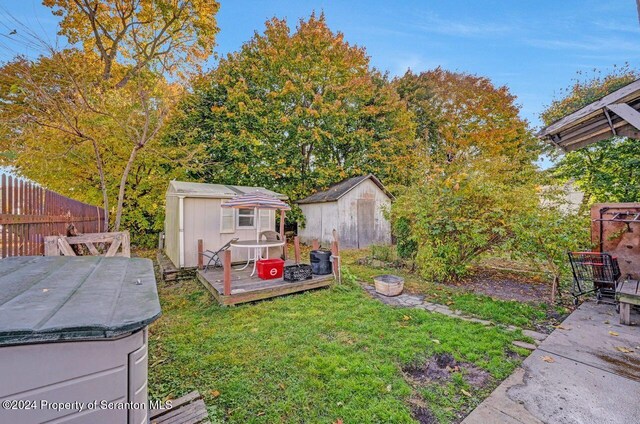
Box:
[148,278,527,423]
[341,250,552,328]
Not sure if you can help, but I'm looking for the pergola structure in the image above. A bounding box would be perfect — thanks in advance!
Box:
[538,79,640,151]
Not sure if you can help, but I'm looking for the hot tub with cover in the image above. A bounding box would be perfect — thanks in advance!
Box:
[0,256,161,424]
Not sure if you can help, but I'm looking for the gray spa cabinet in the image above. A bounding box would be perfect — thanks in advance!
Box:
[0,256,161,424]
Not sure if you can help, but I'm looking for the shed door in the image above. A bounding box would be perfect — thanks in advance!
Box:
[357,199,375,248]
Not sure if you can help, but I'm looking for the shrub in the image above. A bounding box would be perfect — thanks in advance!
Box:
[393,217,417,260]
[369,244,395,262]
[508,187,592,302]
[391,158,538,282]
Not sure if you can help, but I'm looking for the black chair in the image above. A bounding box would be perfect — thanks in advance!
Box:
[201,238,238,271]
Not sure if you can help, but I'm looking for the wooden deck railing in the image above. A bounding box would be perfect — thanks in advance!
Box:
[0,174,107,257]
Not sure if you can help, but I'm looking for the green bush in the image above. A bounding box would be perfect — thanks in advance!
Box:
[393,217,417,259]
[370,244,397,262]
[391,158,539,282]
[508,187,592,302]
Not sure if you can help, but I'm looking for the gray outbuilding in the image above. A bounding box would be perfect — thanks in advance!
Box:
[297,174,393,248]
[164,181,287,268]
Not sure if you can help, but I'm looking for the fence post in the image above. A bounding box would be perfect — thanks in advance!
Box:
[331,240,340,283]
[44,237,60,256]
[294,236,301,264]
[197,239,204,270]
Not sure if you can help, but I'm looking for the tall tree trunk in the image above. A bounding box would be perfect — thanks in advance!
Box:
[90,138,110,228]
[114,144,142,231]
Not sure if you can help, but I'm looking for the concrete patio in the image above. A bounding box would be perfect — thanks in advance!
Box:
[463,301,640,424]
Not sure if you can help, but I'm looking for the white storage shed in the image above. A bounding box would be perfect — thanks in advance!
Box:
[164,181,287,268]
[297,174,393,248]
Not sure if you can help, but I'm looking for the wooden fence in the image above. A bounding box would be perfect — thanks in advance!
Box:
[0,174,107,257]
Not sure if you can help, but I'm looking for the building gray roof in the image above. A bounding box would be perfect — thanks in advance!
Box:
[167,181,287,200]
[297,174,392,204]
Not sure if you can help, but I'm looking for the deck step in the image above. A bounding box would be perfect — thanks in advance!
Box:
[157,250,196,281]
[150,391,209,424]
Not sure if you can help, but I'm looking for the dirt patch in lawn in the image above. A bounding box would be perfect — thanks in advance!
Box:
[411,405,438,424]
[449,267,550,304]
[403,353,491,388]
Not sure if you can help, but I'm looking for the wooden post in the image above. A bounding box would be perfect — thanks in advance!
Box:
[620,302,631,325]
[197,239,204,270]
[294,236,301,264]
[43,237,60,256]
[279,210,287,260]
[279,210,285,241]
[312,239,320,251]
[223,249,232,296]
[331,240,340,280]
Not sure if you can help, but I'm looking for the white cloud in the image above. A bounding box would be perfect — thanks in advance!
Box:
[525,36,640,53]
[410,12,514,38]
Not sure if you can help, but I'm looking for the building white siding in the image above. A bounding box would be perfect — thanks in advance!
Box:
[299,177,392,249]
[180,198,275,268]
[337,178,391,248]
[164,194,180,267]
[164,181,282,269]
[298,202,339,246]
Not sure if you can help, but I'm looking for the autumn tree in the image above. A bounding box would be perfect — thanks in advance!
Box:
[541,65,638,127]
[391,69,541,281]
[165,14,416,210]
[0,0,219,238]
[395,68,538,166]
[542,66,640,206]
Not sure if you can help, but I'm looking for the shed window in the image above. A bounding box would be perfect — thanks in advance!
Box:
[237,208,255,228]
[259,210,271,230]
[220,202,235,233]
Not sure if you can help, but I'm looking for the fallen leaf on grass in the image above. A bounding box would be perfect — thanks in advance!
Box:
[461,389,472,397]
[386,384,392,392]
[278,383,285,390]
[431,339,440,344]
[615,346,634,353]
[608,331,619,337]
[333,419,343,424]
[210,390,220,398]
[257,411,265,417]
[541,356,555,363]
[402,315,411,321]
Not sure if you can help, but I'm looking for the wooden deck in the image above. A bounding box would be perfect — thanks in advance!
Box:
[197,261,334,305]
[150,391,209,424]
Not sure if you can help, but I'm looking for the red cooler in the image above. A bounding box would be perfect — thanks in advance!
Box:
[257,258,284,280]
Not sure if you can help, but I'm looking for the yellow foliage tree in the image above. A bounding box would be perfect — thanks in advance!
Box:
[1,0,219,236]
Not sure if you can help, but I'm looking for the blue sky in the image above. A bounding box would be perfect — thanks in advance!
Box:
[1,0,640,129]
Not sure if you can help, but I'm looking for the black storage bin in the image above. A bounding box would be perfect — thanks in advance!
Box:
[283,264,313,282]
[310,249,332,275]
